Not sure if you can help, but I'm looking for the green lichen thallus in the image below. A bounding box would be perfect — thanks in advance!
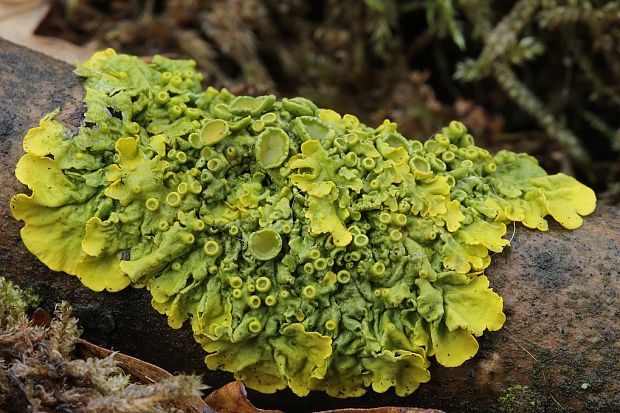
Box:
[11,49,596,398]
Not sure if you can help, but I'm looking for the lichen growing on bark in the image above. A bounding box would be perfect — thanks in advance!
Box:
[10,49,596,397]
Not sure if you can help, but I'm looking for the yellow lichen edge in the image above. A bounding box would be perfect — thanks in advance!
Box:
[10,49,597,398]
[11,113,130,292]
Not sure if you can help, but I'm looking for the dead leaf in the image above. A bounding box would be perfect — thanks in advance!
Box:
[204,381,445,413]
[0,0,94,63]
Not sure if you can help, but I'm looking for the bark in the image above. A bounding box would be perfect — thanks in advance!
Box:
[0,38,618,413]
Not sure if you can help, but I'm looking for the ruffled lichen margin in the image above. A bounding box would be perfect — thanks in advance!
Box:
[10,49,596,398]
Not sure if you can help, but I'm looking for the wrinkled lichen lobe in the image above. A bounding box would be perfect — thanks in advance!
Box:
[10,49,596,398]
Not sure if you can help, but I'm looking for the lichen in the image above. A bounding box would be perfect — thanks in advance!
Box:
[10,49,596,398]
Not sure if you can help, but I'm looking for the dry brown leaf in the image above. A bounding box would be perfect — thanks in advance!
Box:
[204,382,445,413]
[0,0,94,63]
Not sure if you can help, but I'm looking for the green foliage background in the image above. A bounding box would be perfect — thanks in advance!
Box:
[36,0,620,194]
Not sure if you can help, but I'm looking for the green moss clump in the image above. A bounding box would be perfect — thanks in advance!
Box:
[0,295,205,412]
[10,49,596,397]
[498,385,544,413]
[0,277,30,329]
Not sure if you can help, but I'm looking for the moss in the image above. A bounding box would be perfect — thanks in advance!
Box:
[0,277,29,329]
[11,49,596,398]
[0,298,205,412]
[498,385,544,413]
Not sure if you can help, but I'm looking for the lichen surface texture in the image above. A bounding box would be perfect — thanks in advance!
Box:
[10,49,596,398]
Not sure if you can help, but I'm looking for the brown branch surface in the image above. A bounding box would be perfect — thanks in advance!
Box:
[1,38,618,413]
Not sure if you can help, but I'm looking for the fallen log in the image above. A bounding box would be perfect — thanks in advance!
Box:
[0,38,618,412]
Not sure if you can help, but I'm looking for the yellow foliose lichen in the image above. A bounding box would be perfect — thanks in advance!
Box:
[11,49,596,398]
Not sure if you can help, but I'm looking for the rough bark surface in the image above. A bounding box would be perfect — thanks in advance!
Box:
[1,38,618,413]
